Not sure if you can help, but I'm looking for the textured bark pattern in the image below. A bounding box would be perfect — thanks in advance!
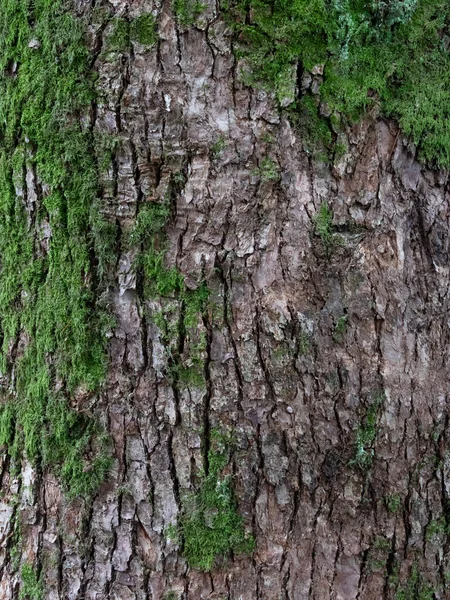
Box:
[1,1,450,599]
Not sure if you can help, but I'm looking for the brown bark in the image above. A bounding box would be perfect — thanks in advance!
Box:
[2,1,450,599]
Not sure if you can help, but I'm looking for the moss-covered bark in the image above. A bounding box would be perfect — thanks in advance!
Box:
[0,1,450,599]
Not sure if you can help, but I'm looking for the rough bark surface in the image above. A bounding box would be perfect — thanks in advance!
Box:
[2,1,450,599]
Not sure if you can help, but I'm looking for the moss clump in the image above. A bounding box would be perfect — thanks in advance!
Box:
[168,431,255,571]
[211,135,226,159]
[333,315,348,342]
[171,0,206,26]
[426,516,449,541]
[252,157,280,182]
[130,13,158,46]
[0,393,111,498]
[226,0,450,166]
[107,13,158,51]
[385,493,401,514]
[350,392,384,468]
[19,563,43,600]
[395,565,434,600]
[107,17,131,52]
[129,196,210,390]
[313,202,335,252]
[0,0,114,496]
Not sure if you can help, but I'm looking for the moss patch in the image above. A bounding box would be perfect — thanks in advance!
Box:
[0,0,114,496]
[395,565,435,600]
[350,392,384,469]
[171,0,207,26]
[129,196,210,390]
[167,430,255,571]
[131,13,158,46]
[226,0,450,166]
[107,13,158,52]
[20,563,43,600]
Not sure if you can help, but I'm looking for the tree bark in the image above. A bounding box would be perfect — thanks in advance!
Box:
[2,1,450,599]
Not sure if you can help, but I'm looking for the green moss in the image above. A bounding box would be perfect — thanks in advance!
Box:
[171,0,206,26]
[142,249,185,298]
[130,13,158,47]
[288,95,334,159]
[132,199,182,298]
[106,13,158,52]
[0,394,111,498]
[20,563,43,600]
[373,535,390,551]
[107,17,130,52]
[350,392,384,468]
[226,0,450,167]
[252,157,280,182]
[333,315,348,342]
[385,493,402,514]
[0,0,113,496]
[129,196,210,390]
[89,201,119,284]
[156,293,209,391]
[367,536,390,574]
[313,202,335,252]
[211,135,226,159]
[168,332,207,390]
[184,283,210,328]
[426,516,449,541]
[395,565,435,600]
[129,200,171,241]
[168,430,255,571]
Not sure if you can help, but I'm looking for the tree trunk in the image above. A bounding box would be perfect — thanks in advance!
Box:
[1,1,450,599]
